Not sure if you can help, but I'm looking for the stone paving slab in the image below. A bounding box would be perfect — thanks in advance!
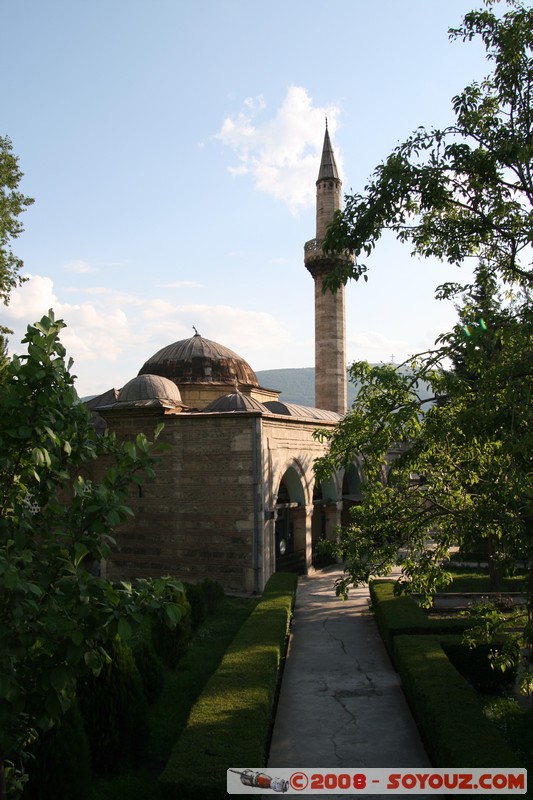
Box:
[266,566,433,799]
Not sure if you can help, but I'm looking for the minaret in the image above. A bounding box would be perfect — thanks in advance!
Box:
[304,124,350,414]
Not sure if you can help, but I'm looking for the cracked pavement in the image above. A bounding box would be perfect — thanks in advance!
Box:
[267,565,432,799]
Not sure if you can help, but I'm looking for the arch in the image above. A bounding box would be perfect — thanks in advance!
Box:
[274,465,307,575]
[341,460,365,527]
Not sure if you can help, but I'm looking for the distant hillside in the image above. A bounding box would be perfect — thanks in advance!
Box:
[256,367,433,408]
[256,368,358,407]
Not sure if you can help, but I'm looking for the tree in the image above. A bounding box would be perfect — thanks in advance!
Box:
[323,1,533,294]
[0,137,33,332]
[313,0,533,603]
[315,271,533,602]
[0,312,187,799]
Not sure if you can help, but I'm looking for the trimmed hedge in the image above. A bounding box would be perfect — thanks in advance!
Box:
[370,579,484,658]
[394,635,522,770]
[441,637,518,693]
[159,572,298,800]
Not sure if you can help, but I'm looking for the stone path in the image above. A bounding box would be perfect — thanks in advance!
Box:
[266,566,433,799]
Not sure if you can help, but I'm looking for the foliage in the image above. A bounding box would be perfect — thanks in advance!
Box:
[184,579,225,631]
[315,273,533,602]
[394,634,522,768]
[151,599,192,669]
[0,137,33,330]
[22,703,92,800]
[93,595,257,800]
[0,312,187,799]
[369,579,480,657]
[132,634,165,705]
[159,572,297,800]
[78,636,149,775]
[314,1,533,609]
[322,1,533,294]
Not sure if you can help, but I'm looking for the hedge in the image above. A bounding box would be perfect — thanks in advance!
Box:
[159,572,298,800]
[394,635,522,772]
[370,579,484,658]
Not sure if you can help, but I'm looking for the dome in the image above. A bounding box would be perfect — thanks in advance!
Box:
[202,390,267,413]
[138,332,259,387]
[117,374,183,406]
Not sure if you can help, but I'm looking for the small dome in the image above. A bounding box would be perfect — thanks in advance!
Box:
[203,390,267,413]
[138,332,259,387]
[117,374,182,406]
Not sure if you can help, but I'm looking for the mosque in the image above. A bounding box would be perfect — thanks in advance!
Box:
[87,127,362,593]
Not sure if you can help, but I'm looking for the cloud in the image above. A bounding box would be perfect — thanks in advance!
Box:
[347,330,409,363]
[4,274,294,398]
[4,275,132,368]
[65,259,94,274]
[214,86,342,214]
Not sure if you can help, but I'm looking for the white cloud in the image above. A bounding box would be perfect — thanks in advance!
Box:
[65,259,94,274]
[347,330,409,364]
[214,86,342,214]
[4,274,295,398]
[4,274,58,320]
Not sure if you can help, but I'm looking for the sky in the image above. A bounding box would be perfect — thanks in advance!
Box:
[2,0,491,398]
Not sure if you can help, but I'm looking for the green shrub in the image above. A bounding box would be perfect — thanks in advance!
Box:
[78,637,149,776]
[441,637,518,693]
[394,635,522,770]
[151,600,193,668]
[22,703,92,800]
[159,572,297,799]
[133,635,165,704]
[184,582,207,630]
[183,579,224,631]
[370,579,483,660]
[201,578,225,614]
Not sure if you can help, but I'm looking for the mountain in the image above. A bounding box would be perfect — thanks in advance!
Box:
[256,368,358,407]
[256,367,433,408]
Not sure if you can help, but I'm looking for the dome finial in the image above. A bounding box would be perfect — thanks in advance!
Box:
[193,325,199,336]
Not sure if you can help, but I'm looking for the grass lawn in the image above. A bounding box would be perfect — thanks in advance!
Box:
[443,567,528,594]
[93,594,258,800]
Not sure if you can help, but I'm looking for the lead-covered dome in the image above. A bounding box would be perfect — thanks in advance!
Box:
[138,332,259,387]
[117,374,183,406]
[202,389,267,413]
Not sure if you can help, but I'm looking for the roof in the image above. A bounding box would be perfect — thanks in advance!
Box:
[202,389,267,413]
[117,374,183,406]
[94,374,185,411]
[138,332,259,387]
[263,400,340,422]
[317,126,340,183]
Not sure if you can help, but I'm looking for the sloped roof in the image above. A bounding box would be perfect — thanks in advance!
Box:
[263,400,340,422]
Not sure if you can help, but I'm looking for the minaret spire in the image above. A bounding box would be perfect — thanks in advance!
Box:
[304,125,350,414]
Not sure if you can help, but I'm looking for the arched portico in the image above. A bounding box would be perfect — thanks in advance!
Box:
[311,475,341,568]
[341,461,364,527]
[273,464,309,574]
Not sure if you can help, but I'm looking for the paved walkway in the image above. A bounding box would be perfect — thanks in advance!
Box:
[267,565,432,798]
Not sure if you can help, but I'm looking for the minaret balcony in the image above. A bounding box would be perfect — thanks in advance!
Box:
[304,238,353,277]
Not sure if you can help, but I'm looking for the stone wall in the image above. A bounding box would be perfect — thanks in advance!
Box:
[93,407,341,594]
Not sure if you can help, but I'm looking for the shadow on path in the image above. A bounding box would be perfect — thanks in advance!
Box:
[267,566,433,799]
